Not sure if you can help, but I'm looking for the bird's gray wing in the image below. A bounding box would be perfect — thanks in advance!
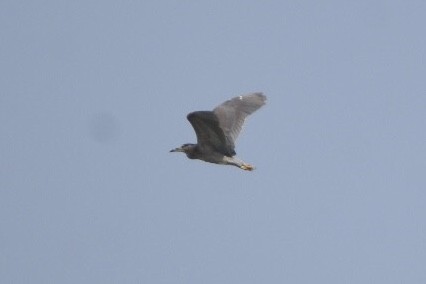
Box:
[213,92,266,150]
[187,111,236,156]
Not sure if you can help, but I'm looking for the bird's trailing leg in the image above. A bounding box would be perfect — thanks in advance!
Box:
[240,163,255,171]
[223,156,255,171]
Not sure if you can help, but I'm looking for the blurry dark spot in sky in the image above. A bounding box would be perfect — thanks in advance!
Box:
[88,112,121,143]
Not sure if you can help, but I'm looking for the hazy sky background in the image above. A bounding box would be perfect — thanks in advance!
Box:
[1,1,425,283]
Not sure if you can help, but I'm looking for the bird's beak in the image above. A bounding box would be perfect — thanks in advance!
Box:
[170,147,183,153]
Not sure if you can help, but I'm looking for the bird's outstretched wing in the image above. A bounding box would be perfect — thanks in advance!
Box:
[213,92,266,151]
[187,111,236,156]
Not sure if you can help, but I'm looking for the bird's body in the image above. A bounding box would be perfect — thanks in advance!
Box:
[170,93,266,171]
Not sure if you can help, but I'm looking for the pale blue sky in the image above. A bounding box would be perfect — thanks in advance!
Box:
[1,1,426,283]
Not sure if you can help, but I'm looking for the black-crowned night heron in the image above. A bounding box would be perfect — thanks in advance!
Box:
[170,92,266,171]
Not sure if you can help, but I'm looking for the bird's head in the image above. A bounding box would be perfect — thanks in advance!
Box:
[170,143,197,156]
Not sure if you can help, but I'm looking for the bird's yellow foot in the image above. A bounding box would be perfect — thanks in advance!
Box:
[240,164,255,171]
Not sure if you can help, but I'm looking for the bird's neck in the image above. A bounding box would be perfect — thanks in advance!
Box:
[185,144,199,159]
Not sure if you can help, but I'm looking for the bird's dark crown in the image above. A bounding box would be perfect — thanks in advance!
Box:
[171,143,197,153]
[181,143,195,148]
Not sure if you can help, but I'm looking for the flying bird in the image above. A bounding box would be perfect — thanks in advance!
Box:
[170,92,266,170]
